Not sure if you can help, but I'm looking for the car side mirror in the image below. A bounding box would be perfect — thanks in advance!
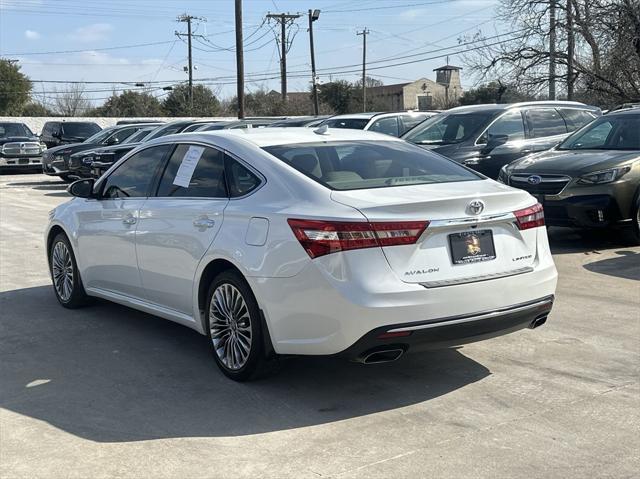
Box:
[482,134,509,154]
[52,130,62,139]
[68,178,95,198]
[106,136,119,145]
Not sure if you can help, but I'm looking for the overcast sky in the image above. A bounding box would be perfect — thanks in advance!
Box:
[0,0,502,106]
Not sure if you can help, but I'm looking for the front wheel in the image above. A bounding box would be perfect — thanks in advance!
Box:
[632,201,640,245]
[49,233,88,308]
[206,270,269,381]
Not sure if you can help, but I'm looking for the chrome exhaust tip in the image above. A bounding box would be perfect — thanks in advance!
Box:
[529,314,548,329]
[361,348,404,364]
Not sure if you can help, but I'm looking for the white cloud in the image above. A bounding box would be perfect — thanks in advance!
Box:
[24,30,41,40]
[68,23,114,43]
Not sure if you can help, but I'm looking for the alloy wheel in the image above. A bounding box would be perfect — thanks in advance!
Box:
[209,283,252,370]
[52,241,74,302]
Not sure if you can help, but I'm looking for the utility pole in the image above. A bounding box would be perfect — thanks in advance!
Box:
[308,9,321,116]
[548,0,556,100]
[176,14,205,113]
[266,12,301,102]
[357,28,369,112]
[235,0,245,118]
[566,0,574,100]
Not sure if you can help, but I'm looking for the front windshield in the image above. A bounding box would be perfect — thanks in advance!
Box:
[263,140,481,191]
[0,123,34,138]
[83,127,115,144]
[403,111,495,145]
[558,114,640,150]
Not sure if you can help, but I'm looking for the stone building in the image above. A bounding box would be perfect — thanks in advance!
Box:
[367,65,463,111]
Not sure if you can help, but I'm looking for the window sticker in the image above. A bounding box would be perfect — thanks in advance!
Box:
[173,145,205,188]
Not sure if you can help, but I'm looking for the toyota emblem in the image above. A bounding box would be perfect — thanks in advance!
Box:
[467,199,485,215]
[527,175,542,185]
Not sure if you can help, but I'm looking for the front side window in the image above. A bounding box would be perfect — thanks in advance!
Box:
[264,140,481,191]
[559,115,640,150]
[156,144,227,198]
[368,117,400,137]
[84,127,116,144]
[403,112,494,145]
[145,123,188,140]
[101,145,171,199]
[105,127,140,145]
[480,110,525,143]
[526,109,568,138]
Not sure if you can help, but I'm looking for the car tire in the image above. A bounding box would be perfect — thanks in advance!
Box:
[632,201,640,245]
[205,270,270,381]
[49,233,88,308]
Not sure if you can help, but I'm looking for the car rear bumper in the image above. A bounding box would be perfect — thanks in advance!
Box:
[339,295,554,362]
[251,242,558,356]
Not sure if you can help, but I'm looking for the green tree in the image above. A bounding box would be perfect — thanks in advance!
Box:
[318,80,355,114]
[459,81,535,105]
[20,101,52,116]
[94,90,164,117]
[0,59,32,115]
[162,84,220,116]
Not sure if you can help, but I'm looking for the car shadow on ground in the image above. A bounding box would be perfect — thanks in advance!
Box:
[5,180,67,190]
[583,250,640,281]
[0,286,490,443]
[547,226,637,254]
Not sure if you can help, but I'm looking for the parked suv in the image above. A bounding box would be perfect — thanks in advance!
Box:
[402,101,600,179]
[0,122,46,171]
[499,108,640,242]
[320,111,438,137]
[42,122,161,182]
[40,121,101,148]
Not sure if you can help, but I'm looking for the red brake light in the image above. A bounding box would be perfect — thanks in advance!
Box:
[514,203,545,230]
[287,219,428,258]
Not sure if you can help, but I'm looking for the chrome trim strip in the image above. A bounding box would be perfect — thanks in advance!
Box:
[387,297,553,333]
[420,266,533,288]
[428,212,515,229]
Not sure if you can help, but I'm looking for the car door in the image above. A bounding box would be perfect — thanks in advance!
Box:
[135,143,228,315]
[474,109,527,178]
[75,144,172,299]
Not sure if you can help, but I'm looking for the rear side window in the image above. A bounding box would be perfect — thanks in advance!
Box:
[225,156,261,197]
[526,109,568,138]
[559,109,595,132]
[368,117,400,137]
[322,118,370,130]
[264,140,480,191]
[156,144,227,198]
[102,145,171,199]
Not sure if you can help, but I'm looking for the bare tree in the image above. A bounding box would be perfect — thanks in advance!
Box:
[462,0,640,106]
[53,83,92,116]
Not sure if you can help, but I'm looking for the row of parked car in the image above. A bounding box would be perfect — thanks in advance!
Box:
[1,100,638,239]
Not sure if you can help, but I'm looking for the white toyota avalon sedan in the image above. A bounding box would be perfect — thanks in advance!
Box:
[46,127,557,381]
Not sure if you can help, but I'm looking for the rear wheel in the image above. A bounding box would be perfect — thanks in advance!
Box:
[206,270,269,381]
[632,201,640,245]
[49,233,88,308]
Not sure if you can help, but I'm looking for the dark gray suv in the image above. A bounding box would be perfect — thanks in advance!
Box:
[402,101,600,179]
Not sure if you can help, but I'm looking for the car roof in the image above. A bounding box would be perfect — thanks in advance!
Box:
[445,101,597,114]
[158,126,404,148]
[604,108,640,117]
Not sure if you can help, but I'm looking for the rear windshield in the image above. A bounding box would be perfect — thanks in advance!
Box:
[0,123,34,138]
[61,122,101,138]
[263,140,481,191]
[403,111,495,145]
[321,118,370,130]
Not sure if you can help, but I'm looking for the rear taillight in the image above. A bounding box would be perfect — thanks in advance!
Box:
[514,203,545,230]
[287,219,428,258]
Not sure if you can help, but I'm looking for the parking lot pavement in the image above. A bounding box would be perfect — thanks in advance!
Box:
[1,172,638,479]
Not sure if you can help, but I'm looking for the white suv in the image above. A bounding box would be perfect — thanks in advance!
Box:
[319,111,438,137]
[46,128,557,381]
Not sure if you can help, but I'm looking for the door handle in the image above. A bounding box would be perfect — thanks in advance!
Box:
[193,218,215,229]
[122,216,137,225]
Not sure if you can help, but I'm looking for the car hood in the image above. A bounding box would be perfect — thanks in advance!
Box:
[508,149,640,175]
[45,143,97,155]
[0,136,39,145]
